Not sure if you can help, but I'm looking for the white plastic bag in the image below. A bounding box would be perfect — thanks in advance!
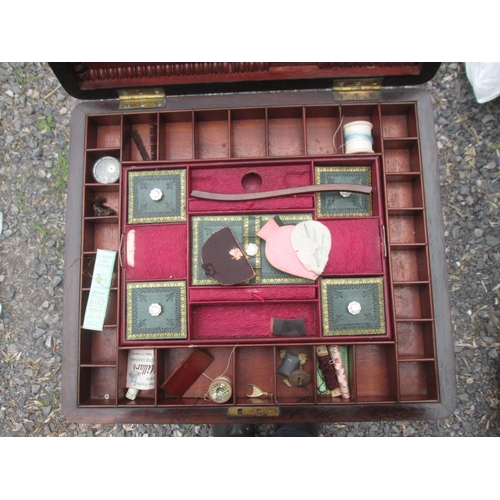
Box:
[465,62,500,103]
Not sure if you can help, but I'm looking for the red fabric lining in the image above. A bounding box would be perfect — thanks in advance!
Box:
[188,285,317,302]
[124,224,187,281]
[322,219,383,275]
[191,302,317,339]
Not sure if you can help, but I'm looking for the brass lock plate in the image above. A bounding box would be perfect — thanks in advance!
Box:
[228,407,280,417]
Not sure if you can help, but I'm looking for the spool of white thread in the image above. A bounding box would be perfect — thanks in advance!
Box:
[343,120,374,154]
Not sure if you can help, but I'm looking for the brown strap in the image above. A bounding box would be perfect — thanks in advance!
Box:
[190,183,372,201]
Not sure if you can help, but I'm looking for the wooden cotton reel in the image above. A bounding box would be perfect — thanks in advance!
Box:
[343,121,374,154]
[208,375,233,403]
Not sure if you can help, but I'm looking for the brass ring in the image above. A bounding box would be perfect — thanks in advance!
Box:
[292,384,310,399]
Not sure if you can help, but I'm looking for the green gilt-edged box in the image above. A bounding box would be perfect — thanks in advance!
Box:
[191,213,313,285]
[315,166,372,217]
[126,281,187,340]
[321,277,386,336]
[128,169,186,224]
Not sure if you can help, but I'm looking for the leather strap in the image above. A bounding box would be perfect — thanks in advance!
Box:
[190,183,372,201]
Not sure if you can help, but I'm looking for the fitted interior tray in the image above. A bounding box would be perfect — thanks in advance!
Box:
[62,90,456,423]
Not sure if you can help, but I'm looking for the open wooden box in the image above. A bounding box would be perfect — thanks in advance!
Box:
[53,63,456,423]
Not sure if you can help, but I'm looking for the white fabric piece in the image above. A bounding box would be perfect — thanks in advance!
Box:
[466,62,500,103]
[290,220,331,275]
[127,229,135,267]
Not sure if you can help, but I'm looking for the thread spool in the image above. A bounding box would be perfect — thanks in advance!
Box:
[208,375,233,403]
[343,120,374,154]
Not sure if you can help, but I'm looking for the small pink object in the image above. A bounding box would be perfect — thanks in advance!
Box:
[330,345,351,399]
[257,218,317,280]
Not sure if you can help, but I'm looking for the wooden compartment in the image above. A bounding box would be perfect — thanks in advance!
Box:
[390,245,430,282]
[116,349,156,407]
[230,108,267,158]
[305,106,340,156]
[393,283,433,320]
[84,150,121,184]
[194,109,229,159]
[385,174,424,209]
[79,367,117,406]
[86,115,121,150]
[399,360,438,401]
[234,347,275,405]
[387,209,427,244]
[122,113,158,162]
[83,185,120,218]
[340,104,382,153]
[355,344,397,402]
[82,218,120,253]
[316,345,354,404]
[275,346,315,404]
[383,140,421,173]
[158,347,234,406]
[381,103,418,138]
[268,107,305,156]
[80,328,117,365]
[396,321,435,359]
[81,289,118,327]
[159,111,193,160]
[81,253,119,290]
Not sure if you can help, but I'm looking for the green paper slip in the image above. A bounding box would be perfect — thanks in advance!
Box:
[83,249,117,331]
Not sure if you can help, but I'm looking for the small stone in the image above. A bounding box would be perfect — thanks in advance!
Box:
[488,349,499,360]
[474,229,484,237]
[33,327,46,339]
[482,114,495,124]
[485,235,500,247]
[44,336,53,350]
[405,425,415,436]
[5,90,14,98]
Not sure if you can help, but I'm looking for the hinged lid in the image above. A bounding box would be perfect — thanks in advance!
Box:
[49,62,441,100]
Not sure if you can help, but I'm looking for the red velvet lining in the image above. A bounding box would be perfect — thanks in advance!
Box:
[124,224,187,281]
[323,219,383,275]
[189,285,317,303]
[190,302,318,339]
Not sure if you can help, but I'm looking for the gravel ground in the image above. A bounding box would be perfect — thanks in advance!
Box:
[0,62,498,437]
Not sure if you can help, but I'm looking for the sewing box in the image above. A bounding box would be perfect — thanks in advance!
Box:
[51,62,457,424]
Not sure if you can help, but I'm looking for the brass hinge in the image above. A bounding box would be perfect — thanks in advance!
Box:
[118,88,166,110]
[227,407,280,417]
[332,78,382,101]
